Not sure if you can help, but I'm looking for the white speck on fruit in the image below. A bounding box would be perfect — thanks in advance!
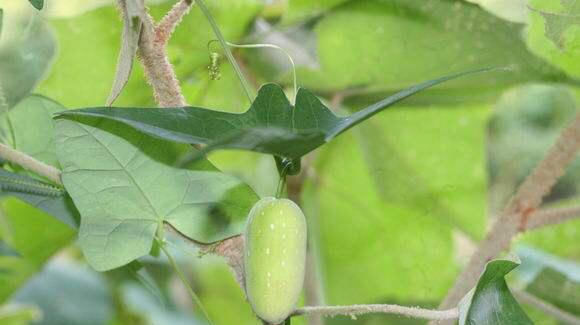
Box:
[267,272,271,277]
[266,248,270,255]
[281,261,286,266]
[270,224,275,230]
[282,222,286,228]
[279,210,283,215]
[282,234,286,239]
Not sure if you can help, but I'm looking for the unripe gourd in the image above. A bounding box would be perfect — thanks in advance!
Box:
[244,197,307,324]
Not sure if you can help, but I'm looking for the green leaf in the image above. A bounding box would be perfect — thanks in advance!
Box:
[0,197,75,302]
[301,128,456,304]
[0,239,19,257]
[0,15,55,108]
[28,0,44,10]
[516,246,580,316]
[458,259,533,325]
[295,0,571,98]
[57,69,495,161]
[55,117,258,271]
[107,0,144,105]
[0,305,41,325]
[0,95,65,174]
[11,261,113,325]
[526,0,580,78]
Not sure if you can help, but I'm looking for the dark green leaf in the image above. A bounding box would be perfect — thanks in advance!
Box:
[56,68,497,161]
[458,259,533,325]
[0,168,79,228]
[28,0,44,10]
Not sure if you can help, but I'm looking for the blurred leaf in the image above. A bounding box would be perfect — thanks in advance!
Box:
[38,1,262,109]
[301,129,456,306]
[357,104,490,240]
[0,304,41,325]
[516,246,580,316]
[57,69,492,161]
[0,15,55,108]
[296,0,569,99]
[28,0,44,10]
[0,168,78,228]
[121,283,204,325]
[526,0,580,78]
[0,198,75,302]
[458,259,533,325]
[107,0,144,106]
[11,261,113,325]
[282,0,350,24]
[196,258,260,325]
[0,239,19,257]
[55,117,258,271]
[0,95,65,169]
[465,0,529,23]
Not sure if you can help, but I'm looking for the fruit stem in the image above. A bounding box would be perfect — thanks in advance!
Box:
[158,238,214,325]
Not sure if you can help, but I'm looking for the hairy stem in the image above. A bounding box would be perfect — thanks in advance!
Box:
[135,1,187,107]
[0,143,62,185]
[293,305,459,320]
[525,205,580,230]
[439,112,580,311]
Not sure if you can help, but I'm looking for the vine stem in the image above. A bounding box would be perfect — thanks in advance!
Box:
[158,239,214,325]
[525,204,580,230]
[194,0,254,103]
[0,143,62,185]
[437,112,580,314]
[293,304,459,320]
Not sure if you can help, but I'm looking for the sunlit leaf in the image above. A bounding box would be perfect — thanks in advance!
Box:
[0,198,75,302]
[526,0,580,78]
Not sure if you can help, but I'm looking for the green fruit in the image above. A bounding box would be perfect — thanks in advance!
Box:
[244,197,307,324]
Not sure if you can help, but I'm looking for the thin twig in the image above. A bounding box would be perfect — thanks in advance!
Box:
[438,112,580,311]
[0,143,62,185]
[156,0,193,45]
[293,304,459,320]
[514,290,580,325]
[525,205,580,231]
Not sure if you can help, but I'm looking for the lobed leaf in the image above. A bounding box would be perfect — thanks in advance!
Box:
[55,117,258,271]
[56,68,496,162]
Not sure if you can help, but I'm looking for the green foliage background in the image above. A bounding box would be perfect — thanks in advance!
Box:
[0,0,579,324]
